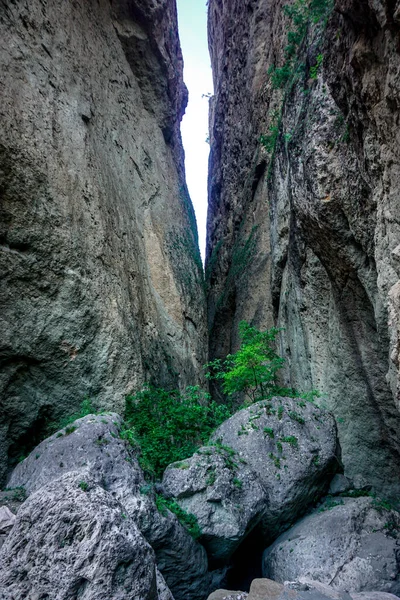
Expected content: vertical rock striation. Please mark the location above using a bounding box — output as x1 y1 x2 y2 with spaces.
0 0 206 482
207 0 400 494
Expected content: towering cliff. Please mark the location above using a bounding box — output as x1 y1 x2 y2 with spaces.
207 0 400 494
0 0 206 483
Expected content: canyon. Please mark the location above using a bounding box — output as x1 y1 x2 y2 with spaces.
1 0 400 598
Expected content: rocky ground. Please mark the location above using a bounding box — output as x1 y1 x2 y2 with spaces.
1 407 399 599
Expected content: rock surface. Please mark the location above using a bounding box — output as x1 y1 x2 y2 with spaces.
0 507 15 534
211 398 339 541
206 0 400 496
208 578 400 600
0 472 160 599
0 0 206 484
263 497 400 595
162 444 268 561
6 414 213 600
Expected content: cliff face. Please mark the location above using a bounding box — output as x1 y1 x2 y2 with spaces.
207 0 400 494
0 0 206 482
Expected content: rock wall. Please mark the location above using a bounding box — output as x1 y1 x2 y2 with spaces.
206 0 400 495
0 0 206 482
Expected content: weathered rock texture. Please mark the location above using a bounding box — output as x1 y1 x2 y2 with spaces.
6 414 214 600
206 0 400 494
162 444 267 562
263 497 400 595
0 472 160 600
211 398 339 541
162 398 339 562
0 0 206 483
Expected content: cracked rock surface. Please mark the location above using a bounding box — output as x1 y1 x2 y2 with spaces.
5 414 215 600
206 0 400 496
263 497 400 595
0 472 160 600
0 0 206 485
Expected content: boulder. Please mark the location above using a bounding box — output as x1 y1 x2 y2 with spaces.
293 580 400 600
0 472 159 599
263 497 400 595
8 413 142 507
207 592 248 600
211 398 340 540
328 475 353 496
248 578 286 599
7 413 213 600
162 445 268 561
141 502 213 600
208 579 400 600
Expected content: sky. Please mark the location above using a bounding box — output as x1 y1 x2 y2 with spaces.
176 0 213 261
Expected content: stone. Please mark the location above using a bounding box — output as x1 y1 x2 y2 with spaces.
7 413 214 600
162 444 268 561
156 569 175 600
0 507 15 534
248 578 286 599
0 0 207 486
206 0 400 497
207 592 248 600
329 475 353 496
211 398 340 540
8 413 141 500
263 497 400 595
297 580 400 600
0 472 159 599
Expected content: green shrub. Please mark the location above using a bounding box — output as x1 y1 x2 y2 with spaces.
49 399 95 435
264 427 275 439
281 435 299 448
205 321 285 405
155 494 202 539
123 386 231 479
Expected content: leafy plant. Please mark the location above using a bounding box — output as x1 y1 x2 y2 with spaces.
3 486 27 502
49 399 95 435
206 321 285 405
264 427 275 439
78 481 89 492
233 477 243 489
123 386 231 479
155 494 202 539
318 495 344 512
288 411 305 425
281 435 299 448
309 53 323 79
64 425 77 436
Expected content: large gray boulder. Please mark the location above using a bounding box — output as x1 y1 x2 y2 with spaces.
162 444 268 561
263 497 400 595
0 472 159 599
7 413 213 600
211 397 340 540
8 413 141 504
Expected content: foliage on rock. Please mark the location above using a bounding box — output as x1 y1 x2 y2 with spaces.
123 385 231 479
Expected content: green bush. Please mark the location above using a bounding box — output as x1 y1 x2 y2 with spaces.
155 494 202 539
123 386 231 479
48 399 95 435
205 321 286 405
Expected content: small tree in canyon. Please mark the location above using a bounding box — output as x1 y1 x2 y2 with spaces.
206 321 286 405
